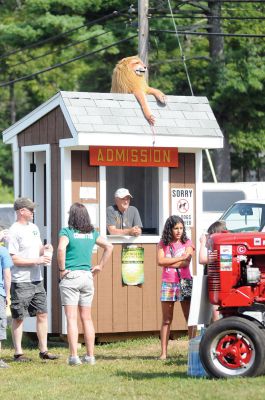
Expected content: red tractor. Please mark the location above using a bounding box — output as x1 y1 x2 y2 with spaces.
199 232 265 378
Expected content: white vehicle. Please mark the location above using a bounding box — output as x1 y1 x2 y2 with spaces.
220 199 265 232
0 203 15 229
202 182 265 232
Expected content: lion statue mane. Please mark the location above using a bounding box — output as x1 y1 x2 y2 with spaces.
111 55 166 125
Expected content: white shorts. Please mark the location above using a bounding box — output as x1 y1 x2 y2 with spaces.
59 270 94 306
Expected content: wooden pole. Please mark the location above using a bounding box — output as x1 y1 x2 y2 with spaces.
138 0 149 81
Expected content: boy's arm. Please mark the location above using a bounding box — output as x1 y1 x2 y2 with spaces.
3 268 11 305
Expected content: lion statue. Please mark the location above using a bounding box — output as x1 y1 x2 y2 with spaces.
111 55 166 125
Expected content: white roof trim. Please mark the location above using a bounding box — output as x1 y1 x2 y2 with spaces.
75 132 223 149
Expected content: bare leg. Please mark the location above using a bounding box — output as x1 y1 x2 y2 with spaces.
181 300 197 339
160 301 174 360
36 312 48 353
12 318 24 355
64 305 78 357
212 305 219 322
79 305 95 357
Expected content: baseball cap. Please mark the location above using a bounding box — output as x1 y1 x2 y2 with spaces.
114 188 133 199
14 197 36 211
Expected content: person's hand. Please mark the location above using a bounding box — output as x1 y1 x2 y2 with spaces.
59 270 69 279
129 226 141 236
200 233 207 245
183 253 192 262
0 229 9 242
38 255 52 265
91 265 102 276
6 296 10 307
44 243 53 251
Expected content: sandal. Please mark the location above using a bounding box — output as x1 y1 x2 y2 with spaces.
39 351 59 360
14 354 32 362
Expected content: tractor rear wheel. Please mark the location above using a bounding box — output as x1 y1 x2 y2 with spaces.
199 316 265 378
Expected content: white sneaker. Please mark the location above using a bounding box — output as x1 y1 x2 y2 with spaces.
81 355 96 365
0 359 9 368
68 356 82 366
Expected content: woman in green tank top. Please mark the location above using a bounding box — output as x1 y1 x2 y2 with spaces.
57 202 113 366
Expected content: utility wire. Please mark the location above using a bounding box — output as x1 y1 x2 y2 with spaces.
151 29 265 38
2 30 112 71
0 34 138 88
166 0 194 95
0 10 123 62
150 14 265 21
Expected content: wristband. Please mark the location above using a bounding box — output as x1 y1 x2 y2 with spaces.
59 268 66 272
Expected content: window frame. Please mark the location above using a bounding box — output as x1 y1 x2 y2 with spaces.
99 166 169 243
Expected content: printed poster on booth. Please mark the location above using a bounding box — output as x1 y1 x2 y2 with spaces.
171 188 194 228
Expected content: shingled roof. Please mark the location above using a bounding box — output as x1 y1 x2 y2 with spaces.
3 91 223 149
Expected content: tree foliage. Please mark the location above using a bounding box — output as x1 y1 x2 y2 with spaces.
0 0 264 190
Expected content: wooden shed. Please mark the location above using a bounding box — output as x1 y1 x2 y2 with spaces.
2 91 223 338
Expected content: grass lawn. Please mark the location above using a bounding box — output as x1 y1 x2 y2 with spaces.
1 329 265 400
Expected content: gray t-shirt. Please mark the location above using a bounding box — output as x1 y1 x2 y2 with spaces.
106 205 143 233
8 221 43 283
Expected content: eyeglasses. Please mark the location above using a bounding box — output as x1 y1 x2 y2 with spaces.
20 207 34 213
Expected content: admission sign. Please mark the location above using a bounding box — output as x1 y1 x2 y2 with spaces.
89 146 178 167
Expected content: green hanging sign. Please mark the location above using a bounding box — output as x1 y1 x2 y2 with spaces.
121 246 144 286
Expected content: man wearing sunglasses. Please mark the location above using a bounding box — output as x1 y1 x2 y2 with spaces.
8 197 58 362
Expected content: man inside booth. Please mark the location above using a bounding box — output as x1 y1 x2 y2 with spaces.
106 188 143 236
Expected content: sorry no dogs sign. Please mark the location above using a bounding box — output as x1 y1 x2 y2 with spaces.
171 188 194 228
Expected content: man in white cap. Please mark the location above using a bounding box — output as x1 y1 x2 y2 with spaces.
8 197 58 362
107 188 142 236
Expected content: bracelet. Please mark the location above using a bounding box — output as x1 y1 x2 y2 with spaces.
59 268 66 272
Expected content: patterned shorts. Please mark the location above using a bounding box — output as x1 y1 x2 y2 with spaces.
160 281 182 302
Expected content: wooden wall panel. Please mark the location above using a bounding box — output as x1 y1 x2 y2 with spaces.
112 244 128 332
97 247 113 333
91 252 99 332
142 244 158 331
156 263 162 331
30 121 40 146
39 116 48 144
71 151 82 203
47 111 56 144
128 285 143 332
80 151 99 203
18 107 72 147
55 107 64 143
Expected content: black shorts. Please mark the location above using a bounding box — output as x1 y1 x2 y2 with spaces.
11 281 47 320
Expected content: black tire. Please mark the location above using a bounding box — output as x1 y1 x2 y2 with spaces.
199 316 265 378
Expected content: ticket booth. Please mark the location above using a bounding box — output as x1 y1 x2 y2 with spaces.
2 91 223 338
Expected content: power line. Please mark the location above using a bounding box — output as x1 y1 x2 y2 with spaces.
166 0 194 96
2 30 112 71
0 10 123 62
0 34 138 88
150 14 265 21
151 29 265 38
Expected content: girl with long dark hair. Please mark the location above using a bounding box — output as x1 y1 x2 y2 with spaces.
158 215 195 360
57 203 113 366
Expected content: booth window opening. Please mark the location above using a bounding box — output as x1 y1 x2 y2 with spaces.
106 166 159 235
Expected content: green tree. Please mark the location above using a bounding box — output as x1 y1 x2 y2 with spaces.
0 0 265 188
